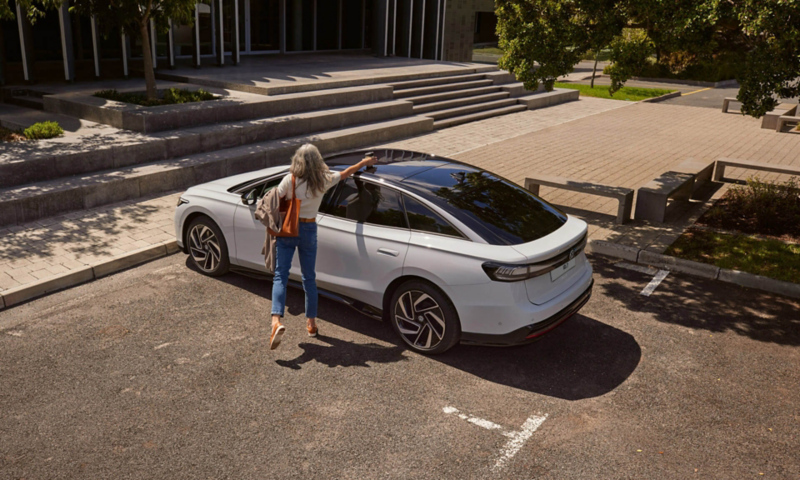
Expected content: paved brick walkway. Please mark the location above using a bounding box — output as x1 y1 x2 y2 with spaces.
4 97 800 300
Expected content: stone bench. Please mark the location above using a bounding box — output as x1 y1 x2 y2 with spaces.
713 158 800 183
762 104 797 130
634 172 695 223
776 113 800 132
721 97 740 113
524 175 634 224
672 158 715 198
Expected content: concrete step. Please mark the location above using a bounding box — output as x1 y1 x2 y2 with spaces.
8 96 44 111
388 73 489 91
0 99 413 189
0 116 434 227
517 88 580 109
403 86 504 105
433 104 527 130
393 80 495 99
412 92 511 114
424 98 519 121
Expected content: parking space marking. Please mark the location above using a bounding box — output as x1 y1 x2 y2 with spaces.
614 262 670 296
640 269 670 296
682 87 713 96
443 406 548 471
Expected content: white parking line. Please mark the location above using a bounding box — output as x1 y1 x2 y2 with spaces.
640 269 670 297
615 262 670 296
443 406 548 471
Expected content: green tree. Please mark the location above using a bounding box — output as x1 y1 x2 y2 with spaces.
1 0 196 100
496 0 800 118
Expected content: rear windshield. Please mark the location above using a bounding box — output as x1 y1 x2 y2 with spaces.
403 165 567 245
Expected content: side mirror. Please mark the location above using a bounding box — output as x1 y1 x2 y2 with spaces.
241 189 256 205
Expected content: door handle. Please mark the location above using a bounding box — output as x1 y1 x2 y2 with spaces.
377 248 399 257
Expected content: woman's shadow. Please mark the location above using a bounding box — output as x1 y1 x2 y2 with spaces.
276 335 409 370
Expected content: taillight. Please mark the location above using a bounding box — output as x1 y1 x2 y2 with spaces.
482 234 587 282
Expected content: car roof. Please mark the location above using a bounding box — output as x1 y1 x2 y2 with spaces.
327 149 455 182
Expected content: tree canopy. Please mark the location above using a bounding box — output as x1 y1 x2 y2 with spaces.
496 0 800 118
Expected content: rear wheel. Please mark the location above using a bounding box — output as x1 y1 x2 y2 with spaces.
390 280 460 355
186 216 230 277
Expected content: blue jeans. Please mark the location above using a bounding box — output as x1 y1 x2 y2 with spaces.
271 222 318 319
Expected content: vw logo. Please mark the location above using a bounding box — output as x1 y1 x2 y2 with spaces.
569 249 575 260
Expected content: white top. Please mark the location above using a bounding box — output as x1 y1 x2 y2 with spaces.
275 172 342 219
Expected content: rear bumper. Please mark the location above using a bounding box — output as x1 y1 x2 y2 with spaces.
460 280 593 347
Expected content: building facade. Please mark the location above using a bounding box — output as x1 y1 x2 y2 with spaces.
0 0 495 85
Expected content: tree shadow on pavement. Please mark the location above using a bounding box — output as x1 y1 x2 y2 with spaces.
591 255 800 346
434 314 641 400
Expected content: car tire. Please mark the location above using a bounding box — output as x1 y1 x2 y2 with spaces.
186 216 230 277
389 280 461 355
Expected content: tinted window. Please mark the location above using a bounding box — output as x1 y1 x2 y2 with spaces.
403 195 463 238
403 165 567 245
257 178 282 199
330 178 407 228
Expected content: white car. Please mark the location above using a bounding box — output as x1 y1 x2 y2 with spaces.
175 149 593 354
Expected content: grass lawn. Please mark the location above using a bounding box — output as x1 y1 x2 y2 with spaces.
473 47 503 55
666 229 800 283
554 82 675 101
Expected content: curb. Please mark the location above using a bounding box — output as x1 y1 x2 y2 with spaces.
641 91 682 103
629 76 739 88
0 240 179 310
589 240 800 300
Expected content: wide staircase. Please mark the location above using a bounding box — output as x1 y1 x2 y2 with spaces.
389 71 530 129
0 67 577 228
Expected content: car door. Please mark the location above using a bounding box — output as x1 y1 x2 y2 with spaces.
232 176 287 271
315 176 410 308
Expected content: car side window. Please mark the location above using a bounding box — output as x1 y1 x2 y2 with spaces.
257 177 283 199
329 178 408 229
403 195 465 238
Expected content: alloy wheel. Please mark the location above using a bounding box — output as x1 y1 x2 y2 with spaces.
394 290 446 351
189 224 222 273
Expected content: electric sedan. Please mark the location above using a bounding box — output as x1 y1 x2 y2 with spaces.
174 149 593 354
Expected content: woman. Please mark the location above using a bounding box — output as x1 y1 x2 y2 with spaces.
270 144 377 350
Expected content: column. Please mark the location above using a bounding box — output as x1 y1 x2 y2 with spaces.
407 0 413 57
434 0 441 60
279 0 286 53
150 18 158 69
193 3 202 67
57 0 75 82
337 0 342 50
439 0 446 61
90 15 101 78
419 0 425 58
244 0 251 52
121 32 130 78
233 0 240 64
217 0 225 65
168 18 176 68
312 0 317 50
361 0 365 48
16 3 34 83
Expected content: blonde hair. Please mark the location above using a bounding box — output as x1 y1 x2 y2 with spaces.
290 144 330 198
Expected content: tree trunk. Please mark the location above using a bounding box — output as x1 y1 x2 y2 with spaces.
590 50 599 88
140 21 157 100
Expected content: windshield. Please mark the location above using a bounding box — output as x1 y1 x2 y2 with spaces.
402 165 567 245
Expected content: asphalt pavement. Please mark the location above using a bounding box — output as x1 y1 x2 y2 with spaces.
1 253 798 479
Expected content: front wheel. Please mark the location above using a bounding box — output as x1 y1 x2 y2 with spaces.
186 216 230 277
389 280 460 355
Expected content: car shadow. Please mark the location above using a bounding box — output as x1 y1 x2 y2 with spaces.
435 314 641 400
188 257 640 399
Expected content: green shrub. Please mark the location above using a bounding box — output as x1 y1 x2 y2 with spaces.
726 177 800 236
603 53 743 83
94 88 217 107
23 121 64 140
